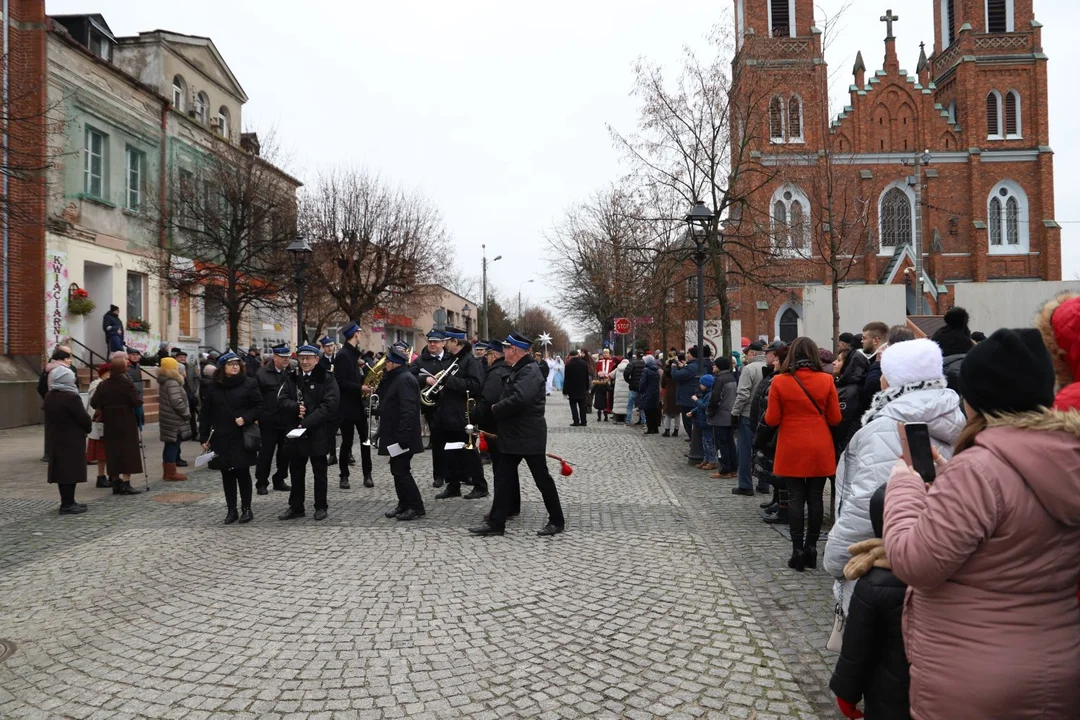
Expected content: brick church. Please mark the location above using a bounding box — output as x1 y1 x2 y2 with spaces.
726 0 1059 343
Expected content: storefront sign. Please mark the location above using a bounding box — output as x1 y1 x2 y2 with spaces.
45 250 68 356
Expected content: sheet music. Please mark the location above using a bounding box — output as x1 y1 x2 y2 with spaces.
386 443 408 458
194 452 216 468
286 427 307 439
443 441 465 451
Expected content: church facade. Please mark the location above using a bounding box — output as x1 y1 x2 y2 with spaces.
727 0 1058 343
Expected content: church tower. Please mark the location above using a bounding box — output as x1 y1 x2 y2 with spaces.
733 0 827 152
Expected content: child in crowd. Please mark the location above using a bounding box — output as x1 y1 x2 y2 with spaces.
688 374 717 471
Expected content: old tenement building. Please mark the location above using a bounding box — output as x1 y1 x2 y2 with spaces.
727 0 1057 342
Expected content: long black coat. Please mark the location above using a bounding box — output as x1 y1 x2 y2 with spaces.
377 365 423 456
199 373 263 470
334 342 366 421
492 354 547 456
102 311 123 343
562 356 591 401
432 345 484 432
255 363 290 427
277 364 339 457
637 362 660 410
91 375 143 475
829 567 911 720
477 357 511 433
44 391 92 484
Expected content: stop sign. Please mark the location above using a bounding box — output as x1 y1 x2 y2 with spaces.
614 317 631 335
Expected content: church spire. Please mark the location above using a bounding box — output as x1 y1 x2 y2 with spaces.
853 50 866 87
916 41 929 84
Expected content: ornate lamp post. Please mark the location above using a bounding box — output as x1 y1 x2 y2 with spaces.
462 302 472 338
286 235 312 345
684 200 714 466
481 244 502 339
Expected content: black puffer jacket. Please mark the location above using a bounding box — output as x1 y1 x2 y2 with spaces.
492 354 547 456
377 365 423 457
277 364 340 457
750 369 780 488
199 372 263 470
477 356 511 433
623 358 645 391
829 567 911 720
432 345 484 432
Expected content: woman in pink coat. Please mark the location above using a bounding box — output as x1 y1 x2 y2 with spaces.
884 328 1080 720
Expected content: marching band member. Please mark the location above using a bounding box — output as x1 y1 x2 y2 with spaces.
378 342 426 521
470 331 565 537
253 343 293 495
318 336 336 373
478 338 516 517
427 326 485 500
412 330 452 488
334 321 373 489
277 344 339 522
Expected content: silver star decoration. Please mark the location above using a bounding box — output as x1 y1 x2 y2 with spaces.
537 331 553 347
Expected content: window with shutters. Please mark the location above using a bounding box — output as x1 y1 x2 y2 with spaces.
879 185 914 252
986 90 1003 139
942 0 956 46
770 0 792 37
987 180 1029 254
1004 90 1021 138
986 0 1012 33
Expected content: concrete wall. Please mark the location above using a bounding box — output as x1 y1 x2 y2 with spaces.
802 285 908 347
953 281 1080 332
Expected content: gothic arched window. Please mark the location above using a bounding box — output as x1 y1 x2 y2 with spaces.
1004 90 1021 138
769 96 785 143
987 180 1029 254
986 90 1003 139
771 186 811 254
788 95 803 142
779 308 800 343
880 186 913 250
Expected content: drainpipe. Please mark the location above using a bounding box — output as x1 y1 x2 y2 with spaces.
159 101 168 342
2 0 10 355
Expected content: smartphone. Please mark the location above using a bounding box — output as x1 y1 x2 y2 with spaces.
904 422 936 484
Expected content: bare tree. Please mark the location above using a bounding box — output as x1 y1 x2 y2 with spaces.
145 137 299 350
610 22 781 356
300 168 450 326
517 304 571 354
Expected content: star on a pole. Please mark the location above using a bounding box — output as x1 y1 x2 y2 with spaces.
537 331 553 347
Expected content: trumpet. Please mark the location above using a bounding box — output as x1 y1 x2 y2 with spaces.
464 392 476 450
420 359 459 407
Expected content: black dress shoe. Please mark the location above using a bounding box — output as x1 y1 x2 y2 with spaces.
273 480 292 492
385 506 405 518
117 482 141 495
278 507 305 521
762 511 789 524
396 508 423 521
537 523 564 537
731 487 755 497
755 485 772 494
349 453 356 466
176 458 189 467
256 485 269 496
468 522 504 536
313 509 328 521
327 454 337 466
224 509 239 525
570 422 580 427
363 474 374 488
432 477 444 489
463 489 489 500
95 475 111 488
59 504 87 515
435 487 461 499
339 478 351 489
239 507 253 524
761 502 779 514
760 499 776 509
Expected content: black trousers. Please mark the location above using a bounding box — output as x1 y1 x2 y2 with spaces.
390 453 424 512
489 453 564 530
680 405 694 436
486 444 518 516
644 408 661 432
439 429 469 492
187 394 198 444
289 454 329 511
786 476 827 550
255 424 289 485
463 444 488 493
221 467 253 511
568 399 588 425
58 483 76 507
428 416 446 481
338 417 373 479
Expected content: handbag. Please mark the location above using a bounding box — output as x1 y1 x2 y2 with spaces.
221 392 261 452
826 588 847 653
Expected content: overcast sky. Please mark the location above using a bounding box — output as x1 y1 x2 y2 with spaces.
48 0 1079 334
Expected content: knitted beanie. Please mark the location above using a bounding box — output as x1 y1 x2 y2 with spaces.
960 328 1055 414
880 338 944 387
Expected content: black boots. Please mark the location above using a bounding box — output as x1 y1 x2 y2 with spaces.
239 507 253 524
788 549 805 571
340 478 351 489
662 429 670 437
432 477 444 489
224 509 239 525
112 479 141 495
95 475 111 488
363 474 374 488
672 428 679 438
803 545 818 569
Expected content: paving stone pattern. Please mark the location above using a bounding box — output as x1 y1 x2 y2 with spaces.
0 400 839 719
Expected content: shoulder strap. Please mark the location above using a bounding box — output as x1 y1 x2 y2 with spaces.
790 372 825 418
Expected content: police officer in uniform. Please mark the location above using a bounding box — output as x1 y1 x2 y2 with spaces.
253 343 293 494
469 331 565 537
411 329 452 487
427 327 485 500
477 338 516 518
334 321 373 488
278 344 339 521
378 342 425 521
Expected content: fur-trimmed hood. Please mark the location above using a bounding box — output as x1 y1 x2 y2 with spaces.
1035 292 1080 388
978 409 1080 526
157 368 184 385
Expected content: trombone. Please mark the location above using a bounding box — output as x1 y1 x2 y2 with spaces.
362 355 388 448
420 359 459 407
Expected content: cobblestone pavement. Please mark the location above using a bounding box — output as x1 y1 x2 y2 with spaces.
0 400 838 719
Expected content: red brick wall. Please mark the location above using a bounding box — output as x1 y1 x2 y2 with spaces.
1 0 47 362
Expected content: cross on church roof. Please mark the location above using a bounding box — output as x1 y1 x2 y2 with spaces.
881 9 899 40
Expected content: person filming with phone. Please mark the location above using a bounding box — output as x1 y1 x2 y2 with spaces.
882 328 1080 720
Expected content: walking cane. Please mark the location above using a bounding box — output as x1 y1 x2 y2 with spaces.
137 418 150 492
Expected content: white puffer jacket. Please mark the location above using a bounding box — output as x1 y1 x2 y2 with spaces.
824 382 966 610
612 358 631 414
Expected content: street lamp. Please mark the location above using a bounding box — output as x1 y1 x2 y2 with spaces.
904 149 932 316
684 200 714 378
517 278 534 326
462 302 472 338
286 235 312 345
482 244 502 338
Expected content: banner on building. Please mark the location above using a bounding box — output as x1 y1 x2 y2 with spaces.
46 250 69 356
684 319 742 358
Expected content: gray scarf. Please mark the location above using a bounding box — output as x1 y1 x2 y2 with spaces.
48 365 79 394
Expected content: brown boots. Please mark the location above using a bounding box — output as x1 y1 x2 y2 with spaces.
163 462 187 481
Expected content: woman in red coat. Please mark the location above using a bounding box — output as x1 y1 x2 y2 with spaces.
764 336 842 572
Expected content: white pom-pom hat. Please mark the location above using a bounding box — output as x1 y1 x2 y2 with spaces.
880 338 944 387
